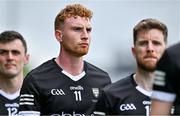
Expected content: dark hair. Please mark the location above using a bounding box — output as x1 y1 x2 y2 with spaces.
133 18 168 45
0 30 27 53
54 4 93 30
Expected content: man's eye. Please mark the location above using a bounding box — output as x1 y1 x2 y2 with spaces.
73 27 82 31
86 28 92 33
153 41 162 46
0 50 7 55
12 50 21 55
139 41 148 46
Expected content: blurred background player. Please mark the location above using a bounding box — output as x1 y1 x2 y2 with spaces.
0 30 29 115
151 42 180 115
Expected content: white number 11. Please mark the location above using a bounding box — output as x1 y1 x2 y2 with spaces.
74 91 82 101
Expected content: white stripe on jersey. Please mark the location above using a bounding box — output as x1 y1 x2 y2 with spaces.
20 98 34 101
151 90 176 102
20 94 34 105
20 102 34 105
20 94 34 97
19 111 40 116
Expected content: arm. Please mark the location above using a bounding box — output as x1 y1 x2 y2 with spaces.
18 74 41 116
151 99 173 115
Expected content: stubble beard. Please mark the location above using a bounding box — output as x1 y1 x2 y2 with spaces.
62 44 89 57
137 60 157 72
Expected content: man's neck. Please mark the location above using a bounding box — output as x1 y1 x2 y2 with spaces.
134 69 154 91
56 54 84 76
0 75 23 94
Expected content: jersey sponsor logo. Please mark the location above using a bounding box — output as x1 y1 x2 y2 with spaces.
119 103 136 111
50 111 94 116
92 88 99 98
143 100 151 105
51 89 65 96
70 85 84 90
5 103 19 107
154 70 166 86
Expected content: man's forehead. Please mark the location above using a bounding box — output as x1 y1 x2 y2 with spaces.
0 40 24 50
65 16 91 25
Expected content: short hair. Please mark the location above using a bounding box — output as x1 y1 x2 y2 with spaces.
133 18 168 45
54 4 93 30
0 30 27 53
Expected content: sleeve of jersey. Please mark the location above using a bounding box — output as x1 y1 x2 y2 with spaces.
18 73 41 116
152 50 176 102
93 89 111 116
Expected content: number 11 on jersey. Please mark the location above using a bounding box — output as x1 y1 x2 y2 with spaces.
74 91 82 101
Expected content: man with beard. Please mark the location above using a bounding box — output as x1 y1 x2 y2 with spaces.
93 18 167 116
0 30 29 115
18 4 111 116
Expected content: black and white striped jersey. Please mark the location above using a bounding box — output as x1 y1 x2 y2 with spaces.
18 58 111 116
152 42 180 114
0 90 20 116
94 74 151 116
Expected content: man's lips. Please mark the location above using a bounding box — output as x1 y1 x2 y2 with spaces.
5 64 16 68
144 56 157 61
79 43 89 47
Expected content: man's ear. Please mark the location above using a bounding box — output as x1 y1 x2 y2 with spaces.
24 53 30 65
55 30 63 42
132 47 136 58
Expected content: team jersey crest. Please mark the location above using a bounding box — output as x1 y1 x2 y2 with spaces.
92 88 99 98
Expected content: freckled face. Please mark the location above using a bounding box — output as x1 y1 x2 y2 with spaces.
58 16 92 57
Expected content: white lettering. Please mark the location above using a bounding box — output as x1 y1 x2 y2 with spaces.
51 89 65 95
120 103 136 111
70 86 84 90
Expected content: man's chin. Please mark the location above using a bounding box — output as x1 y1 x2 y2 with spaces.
144 64 156 72
138 63 156 72
75 51 88 57
4 71 18 77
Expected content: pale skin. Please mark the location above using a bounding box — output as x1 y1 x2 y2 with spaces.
132 29 166 91
0 39 29 94
151 99 173 115
55 16 92 76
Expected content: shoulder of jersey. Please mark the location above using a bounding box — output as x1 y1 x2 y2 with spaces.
25 59 56 79
104 75 133 94
85 61 109 75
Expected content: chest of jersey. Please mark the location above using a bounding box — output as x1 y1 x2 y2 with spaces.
0 95 19 116
114 91 151 115
39 76 100 115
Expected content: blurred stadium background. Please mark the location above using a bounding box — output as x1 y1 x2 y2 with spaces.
0 0 179 82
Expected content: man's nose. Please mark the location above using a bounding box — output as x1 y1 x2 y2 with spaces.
7 52 14 60
81 29 89 40
147 42 154 53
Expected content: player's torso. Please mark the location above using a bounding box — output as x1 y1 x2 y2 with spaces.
107 76 151 116
113 91 151 115
0 94 19 116
39 74 103 115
